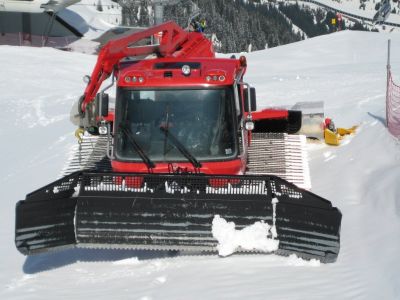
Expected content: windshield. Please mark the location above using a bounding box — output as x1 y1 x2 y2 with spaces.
115 88 237 162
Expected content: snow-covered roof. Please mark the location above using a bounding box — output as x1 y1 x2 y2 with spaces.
58 0 122 39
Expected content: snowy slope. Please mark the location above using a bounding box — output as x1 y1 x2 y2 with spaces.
285 0 400 33
296 0 400 24
58 0 122 39
317 0 400 19
1 31 400 299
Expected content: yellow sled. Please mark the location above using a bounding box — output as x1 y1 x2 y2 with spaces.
337 126 357 136
324 128 341 146
324 126 358 146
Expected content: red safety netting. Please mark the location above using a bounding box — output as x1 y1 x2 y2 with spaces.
387 70 400 138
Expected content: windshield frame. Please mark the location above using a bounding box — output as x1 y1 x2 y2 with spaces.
113 86 239 163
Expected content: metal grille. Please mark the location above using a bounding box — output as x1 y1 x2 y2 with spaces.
81 173 270 196
77 172 310 204
247 133 311 189
25 172 80 202
21 168 331 211
61 135 111 176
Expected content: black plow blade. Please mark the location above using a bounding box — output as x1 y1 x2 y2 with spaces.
16 171 342 263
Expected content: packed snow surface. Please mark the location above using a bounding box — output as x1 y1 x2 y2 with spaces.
211 215 279 256
286 254 321 267
1 31 400 299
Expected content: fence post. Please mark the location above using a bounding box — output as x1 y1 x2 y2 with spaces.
386 39 391 127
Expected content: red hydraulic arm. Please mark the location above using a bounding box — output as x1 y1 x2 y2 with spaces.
80 21 214 113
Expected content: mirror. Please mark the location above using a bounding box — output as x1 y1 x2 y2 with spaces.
100 93 109 117
95 93 109 117
83 75 91 84
244 87 257 112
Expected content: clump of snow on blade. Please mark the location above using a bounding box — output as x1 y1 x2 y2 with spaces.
211 215 279 256
286 254 320 267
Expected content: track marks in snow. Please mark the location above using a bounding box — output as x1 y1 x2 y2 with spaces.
71 258 172 286
362 165 400 216
5 274 37 291
357 94 385 108
153 276 167 285
32 98 67 128
15 96 71 129
323 151 337 162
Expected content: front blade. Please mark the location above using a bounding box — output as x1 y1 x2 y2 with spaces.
15 172 80 254
16 172 342 263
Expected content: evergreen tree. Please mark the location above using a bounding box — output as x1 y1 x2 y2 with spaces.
119 0 302 52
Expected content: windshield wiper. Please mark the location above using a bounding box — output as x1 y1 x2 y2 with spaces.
119 124 155 170
160 126 202 170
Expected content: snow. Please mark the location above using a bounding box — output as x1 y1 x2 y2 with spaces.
211 215 279 256
284 0 400 33
316 0 400 22
58 0 122 40
296 0 400 24
1 30 400 299
286 254 321 267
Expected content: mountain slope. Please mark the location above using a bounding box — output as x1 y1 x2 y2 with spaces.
120 0 302 52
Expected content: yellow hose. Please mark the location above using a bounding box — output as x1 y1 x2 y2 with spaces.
75 127 85 143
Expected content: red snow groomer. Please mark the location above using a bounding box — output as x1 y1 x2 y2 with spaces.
15 22 342 262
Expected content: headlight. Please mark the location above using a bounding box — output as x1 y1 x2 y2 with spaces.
181 65 191 76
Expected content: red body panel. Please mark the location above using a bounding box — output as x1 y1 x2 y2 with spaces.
112 159 245 175
118 58 239 87
252 109 289 121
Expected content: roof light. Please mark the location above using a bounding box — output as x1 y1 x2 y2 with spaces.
124 76 131 83
132 76 137 82
181 64 191 76
206 73 226 82
138 77 144 83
